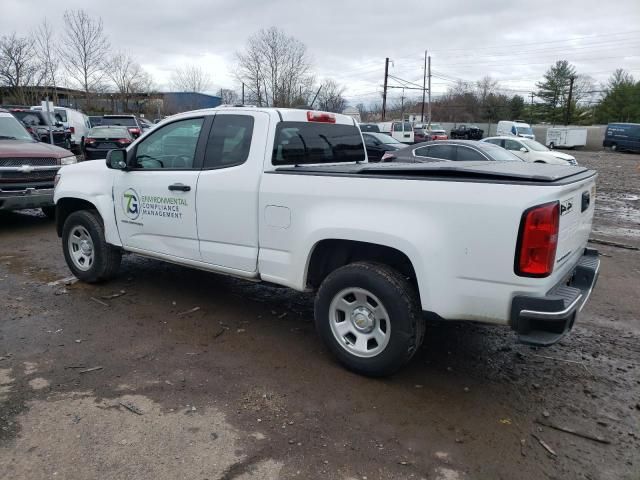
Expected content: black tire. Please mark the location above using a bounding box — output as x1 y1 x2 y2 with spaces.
549 142 554 149
611 143 618 152
41 206 56 219
534 160 546 163
314 262 425 377
464 134 469 140
62 210 121 283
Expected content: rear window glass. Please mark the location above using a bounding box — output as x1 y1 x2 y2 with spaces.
204 114 254 168
12 112 47 126
102 117 137 127
456 146 486 161
89 127 130 138
359 124 380 133
272 122 365 165
479 144 522 162
393 122 413 132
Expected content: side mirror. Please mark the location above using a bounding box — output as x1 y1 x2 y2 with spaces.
519 147 528 152
106 149 128 170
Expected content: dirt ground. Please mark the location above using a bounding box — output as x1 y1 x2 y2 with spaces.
0 150 639 480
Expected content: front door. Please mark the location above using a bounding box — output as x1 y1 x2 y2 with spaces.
113 116 207 260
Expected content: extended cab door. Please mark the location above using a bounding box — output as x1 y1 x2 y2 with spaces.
112 116 209 260
196 111 269 273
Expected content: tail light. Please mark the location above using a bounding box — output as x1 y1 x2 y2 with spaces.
515 202 559 277
85 137 96 144
307 111 335 123
116 138 132 144
381 152 396 162
69 126 75 134
128 127 141 135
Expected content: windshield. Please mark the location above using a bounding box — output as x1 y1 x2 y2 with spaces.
88 127 130 138
102 117 137 127
429 124 444 131
479 144 523 162
516 126 534 135
0 115 34 141
521 138 549 152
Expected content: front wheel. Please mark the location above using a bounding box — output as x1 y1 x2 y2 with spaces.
314 262 425 377
610 143 618 152
62 210 121 283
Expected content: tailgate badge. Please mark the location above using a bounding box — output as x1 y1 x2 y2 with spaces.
560 198 574 216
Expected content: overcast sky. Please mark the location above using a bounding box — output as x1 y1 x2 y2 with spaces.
2 0 639 105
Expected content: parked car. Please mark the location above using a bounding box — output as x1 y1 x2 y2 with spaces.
497 120 535 140
88 116 103 128
449 124 483 140
31 105 91 153
427 123 448 140
377 121 414 143
384 140 523 163
359 123 380 133
362 132 407 162
483 136 577 165
137 117 154 131
414 123 448 142
546 127 587 149
9 109 70 148
54 107 599 376
603 123 640 152
0 109 77 217
101 115 145 138
82 126 134 160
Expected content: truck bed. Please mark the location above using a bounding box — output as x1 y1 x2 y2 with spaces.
274 161 595 185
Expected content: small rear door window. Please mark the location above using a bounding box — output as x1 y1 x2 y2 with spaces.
424 144 455 160
204 114 254 168
272 122 365 165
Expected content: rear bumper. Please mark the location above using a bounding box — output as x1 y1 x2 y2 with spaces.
510 248 600 346
0 187 55 210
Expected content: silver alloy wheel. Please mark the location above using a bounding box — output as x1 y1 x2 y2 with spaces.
68 225 94 271
328 287 391 358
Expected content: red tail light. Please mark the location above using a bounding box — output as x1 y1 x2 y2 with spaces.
69 126 75 134
307 111 335 123
515 202 559 277
128 127 141 135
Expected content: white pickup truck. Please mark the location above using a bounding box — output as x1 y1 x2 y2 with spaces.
53 107 600 376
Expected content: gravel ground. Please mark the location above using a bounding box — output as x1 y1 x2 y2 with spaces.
0 150 638 480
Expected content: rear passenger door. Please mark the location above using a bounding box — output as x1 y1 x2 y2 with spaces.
196 111 269 273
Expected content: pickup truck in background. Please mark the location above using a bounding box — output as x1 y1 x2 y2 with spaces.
450 124 484 140
53 107 600 376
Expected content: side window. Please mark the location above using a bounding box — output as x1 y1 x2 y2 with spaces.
414 146 430 157
425 144 455 160
504 139 522 151
134 117 203 169
456 146 486 161
204 115 254 168
510 125 517 135
484 139 502 147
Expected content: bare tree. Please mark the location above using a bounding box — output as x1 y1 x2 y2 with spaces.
0 33 43 104
219 88 239 104
170 65 212 92
235 27 313 107
59 9 110 94
475 76 499 104
315 79 347 113
107 52 153 110
33 20 60 100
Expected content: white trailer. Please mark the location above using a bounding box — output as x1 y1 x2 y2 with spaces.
546 127 587 149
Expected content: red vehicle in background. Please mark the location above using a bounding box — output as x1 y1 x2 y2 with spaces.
414 123 448 142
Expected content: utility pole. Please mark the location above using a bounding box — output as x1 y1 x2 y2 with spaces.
400 87 405 121
529 92 535 124
310 85 322 108
421 50 427 123
427 55 431 127
242 83 245 104
44 96 54 145
382 57 389 121
565 76 575 126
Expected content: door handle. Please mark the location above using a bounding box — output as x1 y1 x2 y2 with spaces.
168 183 191 192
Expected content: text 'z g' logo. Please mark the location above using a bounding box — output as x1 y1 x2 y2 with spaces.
123 188 140 220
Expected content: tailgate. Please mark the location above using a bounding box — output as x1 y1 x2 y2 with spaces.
555 176 597 269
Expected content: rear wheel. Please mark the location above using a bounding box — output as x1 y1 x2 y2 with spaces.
549 142 554 149
314 262 425 377
62 210 121 283
611 143 618 152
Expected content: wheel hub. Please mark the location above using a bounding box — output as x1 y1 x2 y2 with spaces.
351 306 375 333
80 240 92 255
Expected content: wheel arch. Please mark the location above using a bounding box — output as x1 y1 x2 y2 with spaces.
56 195 122 247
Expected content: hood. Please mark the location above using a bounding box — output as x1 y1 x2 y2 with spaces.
0 139 73 158
550 151 575 161
59 157 108 175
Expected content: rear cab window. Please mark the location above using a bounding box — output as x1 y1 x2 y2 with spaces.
272 122 365 165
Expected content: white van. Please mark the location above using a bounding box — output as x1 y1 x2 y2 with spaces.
497 120 535 140
377 121 414 144
31 105 91 153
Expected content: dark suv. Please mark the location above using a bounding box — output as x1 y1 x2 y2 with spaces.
0 109 77 217
9 109 70 148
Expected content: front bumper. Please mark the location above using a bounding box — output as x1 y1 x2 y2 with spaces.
0 187 55 210
510 248 600 346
